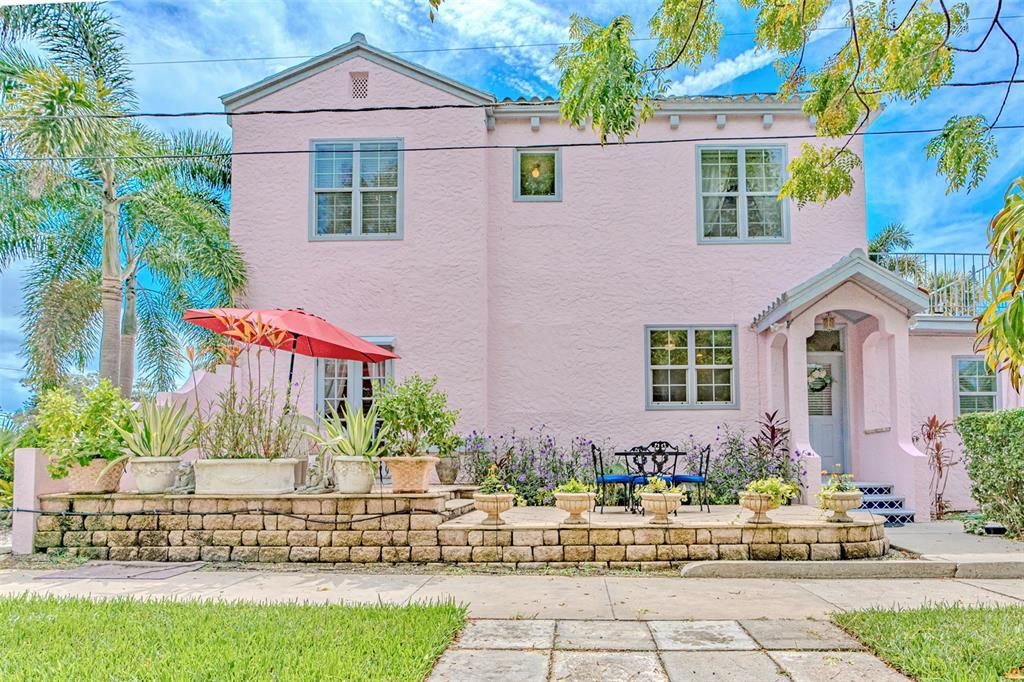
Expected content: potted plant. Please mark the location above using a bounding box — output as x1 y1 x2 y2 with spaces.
434 434 463 486
189 316 312 495
817 468 863 523
637 477 684 524
34 380 133 493
741 477 800 523
473 465 516 525
376 374 460 494
553 479 596 524
104 400 197 494
308 402 387 494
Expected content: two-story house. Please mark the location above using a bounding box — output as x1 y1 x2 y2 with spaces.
213 32 1021 522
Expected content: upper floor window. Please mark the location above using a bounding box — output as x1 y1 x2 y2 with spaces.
955 356 998 414
312 140 401 240
514 148 561 201
646 326 738 409
698 147 786 242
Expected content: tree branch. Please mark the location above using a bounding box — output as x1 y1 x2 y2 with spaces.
952 0 1000 53
641 0 707 75
991 18 1020 128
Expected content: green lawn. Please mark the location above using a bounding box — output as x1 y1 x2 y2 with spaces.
834 604 1024 681
0 595 465 681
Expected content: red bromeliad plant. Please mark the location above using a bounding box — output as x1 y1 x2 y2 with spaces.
913 415 960 517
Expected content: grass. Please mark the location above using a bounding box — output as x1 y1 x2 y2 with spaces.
834 604 1024 681
0 595 465 681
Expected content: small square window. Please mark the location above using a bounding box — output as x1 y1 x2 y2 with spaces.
955 357 998 415
514 148 561 201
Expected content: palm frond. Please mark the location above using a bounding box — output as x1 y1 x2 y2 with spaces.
868 223 915 254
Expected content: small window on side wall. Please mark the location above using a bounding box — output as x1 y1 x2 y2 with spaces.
514 148 561 201
955 357 998 415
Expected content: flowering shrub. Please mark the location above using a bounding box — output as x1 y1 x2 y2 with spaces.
463 428 597 506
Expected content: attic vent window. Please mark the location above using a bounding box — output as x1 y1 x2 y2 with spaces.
351 72 369 99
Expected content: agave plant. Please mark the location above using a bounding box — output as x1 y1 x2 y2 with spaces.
114 400 196 459
308 403 388 461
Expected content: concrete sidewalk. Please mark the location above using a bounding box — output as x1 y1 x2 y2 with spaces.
887 520 1024 563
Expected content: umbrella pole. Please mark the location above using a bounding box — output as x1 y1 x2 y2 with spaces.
285 333 298 407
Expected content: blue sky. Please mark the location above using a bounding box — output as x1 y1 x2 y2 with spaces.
1 0 1021 410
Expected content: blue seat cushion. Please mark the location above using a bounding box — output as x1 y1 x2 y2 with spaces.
670 475 705 483
598 474 644 484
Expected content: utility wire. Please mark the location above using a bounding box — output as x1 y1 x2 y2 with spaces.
4 122 1023 163
127 13 1024 66
2 79 1021 121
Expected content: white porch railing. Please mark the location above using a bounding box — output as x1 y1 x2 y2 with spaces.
868 251 990 317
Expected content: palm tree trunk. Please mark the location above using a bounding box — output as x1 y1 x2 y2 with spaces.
119 271 137 397
99 163 122 390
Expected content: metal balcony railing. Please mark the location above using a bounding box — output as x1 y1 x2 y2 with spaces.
868 251 991 318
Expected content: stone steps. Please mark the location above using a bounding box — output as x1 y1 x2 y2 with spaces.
850 482 914 527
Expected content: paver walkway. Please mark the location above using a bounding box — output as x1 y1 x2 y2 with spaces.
431 618 909 681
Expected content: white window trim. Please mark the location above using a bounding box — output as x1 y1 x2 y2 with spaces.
645 325 740 410
696 144 790 244
315 336 396 418
309 138 404 241
953 355 1000 416
513 147 562 202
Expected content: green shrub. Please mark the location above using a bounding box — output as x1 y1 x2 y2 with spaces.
956 408 1024 537
375 375 460 457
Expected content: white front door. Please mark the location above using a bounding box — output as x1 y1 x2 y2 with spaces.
807 351 847 475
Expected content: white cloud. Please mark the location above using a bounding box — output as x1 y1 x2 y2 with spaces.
669 48 779 94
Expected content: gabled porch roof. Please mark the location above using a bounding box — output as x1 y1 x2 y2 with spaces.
752 249 928 332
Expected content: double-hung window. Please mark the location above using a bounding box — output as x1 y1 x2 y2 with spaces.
646 326 737 408
698 147 786 242
312 140 401 239
318 340 395 417
955 356 998 414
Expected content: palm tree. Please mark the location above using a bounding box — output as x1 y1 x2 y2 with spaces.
0 4 245 395
868 223 925 282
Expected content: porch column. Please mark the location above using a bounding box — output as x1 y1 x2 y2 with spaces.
783 317 821 503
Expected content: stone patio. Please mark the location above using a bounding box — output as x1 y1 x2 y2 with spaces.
429 618 909 681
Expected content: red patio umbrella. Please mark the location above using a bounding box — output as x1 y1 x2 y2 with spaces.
183 307 399 386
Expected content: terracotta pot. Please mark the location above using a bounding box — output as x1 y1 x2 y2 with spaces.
639 492 682 524
382 456 439 494
130 457 181 494
554 492 595 524
473 493 515 525
333 456 377 494
64 458 126 494
435 456 460 486
193 458 298 495
740 492 780 524
820 491 863 523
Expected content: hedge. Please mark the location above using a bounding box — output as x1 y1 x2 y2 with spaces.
956 408 1024 537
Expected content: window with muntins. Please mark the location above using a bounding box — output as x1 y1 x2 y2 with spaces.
647 326 737 408
514 148 561 201
319 343 395 417
955 357 998 414
312 140 400 238
698 147 786 241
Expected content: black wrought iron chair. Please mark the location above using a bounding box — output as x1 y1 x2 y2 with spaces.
591 444 645 513
665 444 712 513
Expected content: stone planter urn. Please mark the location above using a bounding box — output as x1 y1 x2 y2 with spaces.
639 492 682 524
435 456 460 486
130 457 182 494
820 491 864 523
740 492 780 524
554 492 595 524
381 456 439 494
333 456 377 494
473 493 515 525
64 458 126 494
193 458 298 495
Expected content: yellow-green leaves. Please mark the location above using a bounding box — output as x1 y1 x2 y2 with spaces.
926 115 996 194
780 143 862 206
556 15 651 143
649 0 723 71
977 178 1024 390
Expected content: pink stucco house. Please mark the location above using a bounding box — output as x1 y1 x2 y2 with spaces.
216 33 1020 523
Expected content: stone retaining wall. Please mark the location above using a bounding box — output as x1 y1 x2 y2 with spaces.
33 492 888 567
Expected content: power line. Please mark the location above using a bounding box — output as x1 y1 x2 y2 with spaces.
127 14 1024 66
4 122 1022 163
2 79 1021 121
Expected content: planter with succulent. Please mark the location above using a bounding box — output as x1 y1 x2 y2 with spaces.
102 400 197 494
34 380 133 493
637 477 684 524
189 315 312 495
376 374 461 494
308 403 387 494
817 468 863 523
552 479 596 524
473 465 516 524
740 477 800 523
